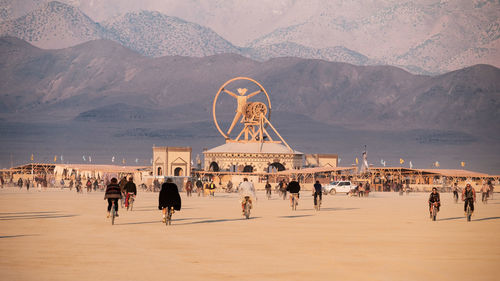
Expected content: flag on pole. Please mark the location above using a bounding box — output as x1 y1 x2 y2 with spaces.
61 155 64 162
89 156 92 163
400 158 404 165
409 161 413 169
30 153 34 161
461 161 465 167
355 158 359 165
434 161 440 167
150 158 153 164
112 156 115 163
122 158 126 164
83 155 86 161
135 158 138 163
54 155 57 162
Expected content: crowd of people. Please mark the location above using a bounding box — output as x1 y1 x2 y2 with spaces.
1 172 497 223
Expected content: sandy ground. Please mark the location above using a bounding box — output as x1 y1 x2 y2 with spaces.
0 187 499 281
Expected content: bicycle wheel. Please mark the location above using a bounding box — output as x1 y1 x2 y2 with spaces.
129 197 134 211
432 206 437 221
466 205 472 222
111 203 116 225
166 208 173 226
244 202 251 219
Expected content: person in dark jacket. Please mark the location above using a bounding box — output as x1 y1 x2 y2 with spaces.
286 178 301 206
159 178 182 223
428 187 441 218
104 178 122 218
124 177 137 208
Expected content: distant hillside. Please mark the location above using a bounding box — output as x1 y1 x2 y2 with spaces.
1 37 499 136
102 11 240 57
0 1 106 49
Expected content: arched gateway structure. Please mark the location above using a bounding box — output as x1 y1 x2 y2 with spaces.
203 77 303 173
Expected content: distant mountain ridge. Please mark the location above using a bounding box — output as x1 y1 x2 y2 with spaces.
0 1 106 49
0 1 443 74
0 36 498 137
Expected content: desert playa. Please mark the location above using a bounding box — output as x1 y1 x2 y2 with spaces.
1 188 499 281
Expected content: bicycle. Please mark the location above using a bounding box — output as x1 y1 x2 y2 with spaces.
430 202 438 221
127 194 135 211
291 193 299 210
243 196 251 219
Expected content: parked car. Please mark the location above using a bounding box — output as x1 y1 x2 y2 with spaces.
323 181 357 195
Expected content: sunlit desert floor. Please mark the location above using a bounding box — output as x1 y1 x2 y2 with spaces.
1 187 499 281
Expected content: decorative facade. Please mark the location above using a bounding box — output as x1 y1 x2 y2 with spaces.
153 146 192 177
203 142 303 173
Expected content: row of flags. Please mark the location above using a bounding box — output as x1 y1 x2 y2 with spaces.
352 156 466 169
30 154 153 165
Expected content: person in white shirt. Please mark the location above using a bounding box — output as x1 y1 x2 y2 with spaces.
238 178 256 215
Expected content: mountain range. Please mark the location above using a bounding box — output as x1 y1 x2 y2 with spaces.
1 1 499 74
1 36 499 134
0 36 499 172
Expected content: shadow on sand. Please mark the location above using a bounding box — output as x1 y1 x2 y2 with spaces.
279 214 313 219
116 217 210 225
437 217 463 221
176 217 261 225
317 207 359 212
0 211 77 221
0 234 39 239
474 216 500 221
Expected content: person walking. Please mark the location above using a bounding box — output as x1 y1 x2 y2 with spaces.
185 180 193 197
313 180 322 209
86 179 92 193
481 182 490 203
195 179 203 197
265 181 272 199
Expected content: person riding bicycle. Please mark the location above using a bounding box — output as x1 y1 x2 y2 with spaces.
238 178 256 216
158 178 181 223
313 180 322 208
462 183 476 215
286 178 301 207
104 178 122 218
123 177 137 208
428 187 441 218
